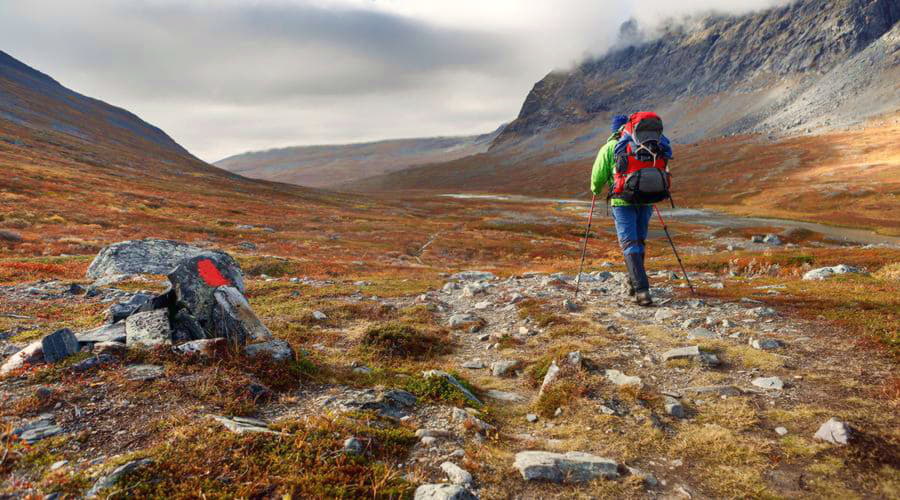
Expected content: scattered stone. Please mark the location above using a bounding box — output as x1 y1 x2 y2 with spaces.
604 369 642 387
125 309 172 349
211 415 276 434
763 234 783 245
662 346 720 366
474 301 491 310
88 239 242 285
124 364 165 382
680 318 701 329
421 436 437 446
752 376 784 390
450 271 495 282
803 264 864 281
70 354 115 373
441 462 474 485
76 323 127 344
749 307 777 318
750 338 783 350
85 459 154 499
664 397 685 419
413 484 477 500
464 415 495 433
627 466 659 488
513 451 620 483
814 418 851 445
40 328 80 363
243 339 295 362
19 421 64 444
775 427 789 436
422 370 481 405
687 328 716 340
108 293 154 323
563 299 579 312
526 414 539 423
682 385 742 396
343 437 363 454
566 351 582 367
462 359 485 369
461 284 486 297
655 308 676 321
174 338 226 357
491 359 521 377
539 360 561 396
50 460 68 471
211 286 273 346
448 314 480 328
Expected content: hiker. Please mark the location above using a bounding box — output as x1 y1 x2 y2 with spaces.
590 113 672 306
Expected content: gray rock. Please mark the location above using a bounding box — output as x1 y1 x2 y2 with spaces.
665 397 685 418
174 338 226 357
513 451 620 483
450 271 495 282
76 323 126 344
752 376 784 390
171 309 208 342
627 466 659 488
312 310 328 321
243 339 295 362
473 300 491 310
563 299 579 312
422 370 481 405
41 328 80 363
85 458 154 498
167 252 247 332
566 351 583 366
682 385 742 396
107 293 154 323
414 484 477 500
750 338 784 350
491 359 521 377
681 318 701 329
93 341 127 357
124 364 165 381
441 461 474 485
211 415 276 434
343 437 363 454
662 346 720 366
762 234 783 245
687 328 716 340
604 369 642 387
803 264 864 281
462 359 485 369
70 354 115 373
212 286 273 346
20 423 64 444
0 340 44 375
88 239 242 286
814 418 851 445
775 426 789 436
448 314 479 328
526 414 539 423
125 309 171 348
655 308 677 321
538 361 561 396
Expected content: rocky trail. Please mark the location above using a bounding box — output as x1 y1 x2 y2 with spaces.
1 238 897 499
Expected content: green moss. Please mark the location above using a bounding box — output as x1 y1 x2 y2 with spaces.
403 373 479 407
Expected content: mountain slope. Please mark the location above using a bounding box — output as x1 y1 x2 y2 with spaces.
0 50 197 161
215 126 504 188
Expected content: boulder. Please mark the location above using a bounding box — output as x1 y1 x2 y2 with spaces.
491 359 521 377
125 309 172 348
414 484 477 500
0 340 43 375
513 451 620 483
171 309 208 343
803 265 864 281
76 323 126 344
211 286 273 346
814 418 851 445
441 461 474 485
107 293 153 323
41 328 80 363
167 252 246 331
87 239 242 285
243 339 295 362
85 459 154 499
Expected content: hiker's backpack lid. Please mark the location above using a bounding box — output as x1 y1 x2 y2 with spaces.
626 112 663 145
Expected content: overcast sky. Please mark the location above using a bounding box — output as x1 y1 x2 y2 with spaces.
0 0 782 161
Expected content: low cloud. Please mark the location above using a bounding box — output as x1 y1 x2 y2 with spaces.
0 0 786 161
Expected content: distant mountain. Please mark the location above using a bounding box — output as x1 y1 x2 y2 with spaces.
353 0 900 194
0 50 196 162
215 125 505 188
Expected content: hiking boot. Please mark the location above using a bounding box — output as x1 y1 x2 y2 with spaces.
624 252 650 292
635 290 653 307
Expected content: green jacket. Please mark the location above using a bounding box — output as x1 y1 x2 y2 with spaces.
589 131 645 206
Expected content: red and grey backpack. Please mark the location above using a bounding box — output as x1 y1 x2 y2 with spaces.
610 112 672 204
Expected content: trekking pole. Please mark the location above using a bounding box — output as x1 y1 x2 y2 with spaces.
574 194 598 300
654 205 696 295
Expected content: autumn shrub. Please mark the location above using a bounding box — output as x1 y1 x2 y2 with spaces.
361 322 448 359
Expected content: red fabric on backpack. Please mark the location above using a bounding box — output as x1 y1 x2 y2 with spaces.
611 112 670 202
621 111 661 140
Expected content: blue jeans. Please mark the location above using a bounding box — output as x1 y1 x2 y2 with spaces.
611 205 652 255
